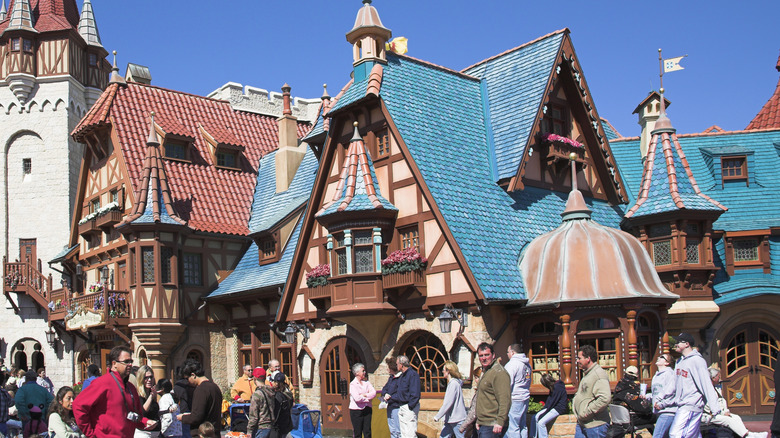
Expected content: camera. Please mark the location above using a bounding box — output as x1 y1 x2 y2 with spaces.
126 412 140 422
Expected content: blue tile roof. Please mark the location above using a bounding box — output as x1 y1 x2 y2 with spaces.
248 149 318 235
302 107 326 142
625 130 725 219
612 130 780 231
463 31 565 181
612 129 780 303
208 215 304 298
50 244 79 263
379 53 623 301
133 188 182 225
329 78 369 114
601 119 620 141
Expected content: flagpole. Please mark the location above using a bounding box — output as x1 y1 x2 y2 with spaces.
658 48 667 115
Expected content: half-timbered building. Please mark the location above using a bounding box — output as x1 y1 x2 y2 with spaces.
0 0 109 388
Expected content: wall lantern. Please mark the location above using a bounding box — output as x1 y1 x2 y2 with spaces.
45 327 57 347
284 323 310 344
439 305 468 334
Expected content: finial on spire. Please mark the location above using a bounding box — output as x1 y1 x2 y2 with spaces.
351 121 361 141
109 50 126 85
363 0 372 4
569 152 578 192
147 112 160 146
321 84 330 101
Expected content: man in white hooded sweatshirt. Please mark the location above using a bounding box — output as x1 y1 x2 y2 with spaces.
669 333 721 438
505 344 531 438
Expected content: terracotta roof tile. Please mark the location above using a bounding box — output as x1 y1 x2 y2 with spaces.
0 0 79 33
72 82 311 236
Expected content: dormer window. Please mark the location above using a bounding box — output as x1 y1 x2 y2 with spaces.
216 149 238 168
733 238 759 263
721 156 747 182
163 138 189 161
376 129 390 158
259 236 278 264
724 233 769 275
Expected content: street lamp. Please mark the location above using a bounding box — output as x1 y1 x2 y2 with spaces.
45 327 57 347
439 305 468 334
284 323 310 344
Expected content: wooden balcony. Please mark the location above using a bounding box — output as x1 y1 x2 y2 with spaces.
64 288 130 330
382 269 426 290
543 139 586 168
49 287 69 320
78 219 99 237
95 210 122 230
3 258 52 310
327 273 396 316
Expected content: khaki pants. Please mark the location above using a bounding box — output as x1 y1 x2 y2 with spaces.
398 404 419 438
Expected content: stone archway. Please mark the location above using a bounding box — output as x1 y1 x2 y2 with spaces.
10 338 43 372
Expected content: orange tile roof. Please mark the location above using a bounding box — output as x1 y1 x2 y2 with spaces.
746 53 780 130
72 82 311 236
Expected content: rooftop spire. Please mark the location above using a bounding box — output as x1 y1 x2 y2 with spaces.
120 112 187 227
745 50 780 130
321 83 330 101
0 1 7 21
78 0 103 47
3 0 38 35
561 155 592 221
316 121 397 221
109 50 126 85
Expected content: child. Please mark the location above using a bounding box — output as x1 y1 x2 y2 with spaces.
157 379 183 438
196 422 216 438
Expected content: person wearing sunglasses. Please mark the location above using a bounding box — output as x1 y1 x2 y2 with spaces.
74 345 158 437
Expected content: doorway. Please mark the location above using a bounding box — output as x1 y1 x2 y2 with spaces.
319 337 365 433
720 323 778 415
19 239 36 264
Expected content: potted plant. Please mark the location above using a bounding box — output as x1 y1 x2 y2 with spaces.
381 247 428 275
306 264 330 288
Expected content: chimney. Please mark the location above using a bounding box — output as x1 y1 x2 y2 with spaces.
275 84 305 193
633 91 670 159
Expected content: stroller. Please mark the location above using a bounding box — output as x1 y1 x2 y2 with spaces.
290 403 322 438
228 402 251 434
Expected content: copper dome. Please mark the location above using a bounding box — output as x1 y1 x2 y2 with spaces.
519 190 678 307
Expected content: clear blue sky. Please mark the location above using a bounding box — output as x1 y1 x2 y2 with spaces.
93 0 779 137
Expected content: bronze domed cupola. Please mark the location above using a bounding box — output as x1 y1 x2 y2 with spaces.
519 161 677 308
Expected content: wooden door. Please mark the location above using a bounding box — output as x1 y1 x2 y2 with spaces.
117 262 127 291
19 239 36 264
721 324 779 415
319 337 364 433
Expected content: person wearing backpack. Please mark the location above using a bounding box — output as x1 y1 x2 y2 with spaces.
268 372 293 438
247 368 274 438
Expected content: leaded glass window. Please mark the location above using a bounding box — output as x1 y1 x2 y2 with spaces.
142 247 155 283
733 238 759 262
759 330 778 368
161 247 173 283
353 230 374 273
653 240 672 266
401 226 419 251
725 331 747 376
686 239 700 264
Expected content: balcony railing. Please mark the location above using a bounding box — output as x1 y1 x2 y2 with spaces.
4 257 52 309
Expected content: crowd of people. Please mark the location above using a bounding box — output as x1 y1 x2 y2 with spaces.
0 332 778 438
0 345 296 438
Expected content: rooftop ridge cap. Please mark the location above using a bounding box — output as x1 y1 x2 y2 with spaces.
390 52 480 81
609 126 780 143
461 28 569 72
126 81 237 106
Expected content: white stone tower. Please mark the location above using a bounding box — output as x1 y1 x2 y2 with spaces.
0 0 110 388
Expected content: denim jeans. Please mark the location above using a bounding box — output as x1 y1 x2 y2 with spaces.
476 425 506 438
441 420 465 438
530 409 560 438
254 429 271 438
653 412 675 438
387 407 400 438
507 399 529 437
574 423 609 438
181 426 192 438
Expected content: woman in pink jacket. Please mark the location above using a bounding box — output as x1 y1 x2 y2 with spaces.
350 363 377 438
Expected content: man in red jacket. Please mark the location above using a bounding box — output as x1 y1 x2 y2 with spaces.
73 345 157 437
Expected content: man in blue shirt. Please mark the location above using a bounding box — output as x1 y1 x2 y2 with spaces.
394 355 421 438
81 364 101 392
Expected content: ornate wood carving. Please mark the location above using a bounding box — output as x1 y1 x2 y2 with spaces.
560 313 573 386
626 309 638 367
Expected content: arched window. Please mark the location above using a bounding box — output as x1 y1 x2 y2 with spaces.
528 321 560 385
12 343 27 371
403 332 448 395
138 349 148 367
31 343 44 372
578 316 620 383
186 349 203 364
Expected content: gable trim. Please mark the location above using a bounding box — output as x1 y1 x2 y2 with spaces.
479 78 498 181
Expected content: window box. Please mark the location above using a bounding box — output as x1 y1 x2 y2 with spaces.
78 219 99 237
307 283 331 303
95 210 122 230
542 133 586 166
382 269 425 290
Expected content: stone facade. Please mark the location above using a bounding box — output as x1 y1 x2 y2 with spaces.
0 76 94 387
208 82 321 123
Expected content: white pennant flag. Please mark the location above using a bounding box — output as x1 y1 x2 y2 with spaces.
663 55 687 73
